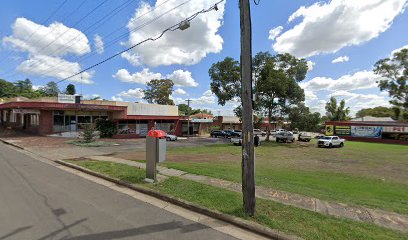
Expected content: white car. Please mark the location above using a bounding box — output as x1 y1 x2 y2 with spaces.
253 129 266 136
166 134 178 141
317 136 345 148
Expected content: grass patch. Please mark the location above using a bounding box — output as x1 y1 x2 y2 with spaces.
164 141 408 214
64 160 408 240
66 140 117 147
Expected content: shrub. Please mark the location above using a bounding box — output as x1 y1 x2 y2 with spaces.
95 118 116 138
82 125 95 143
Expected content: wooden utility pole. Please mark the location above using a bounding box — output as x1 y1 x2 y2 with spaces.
239 0 255 216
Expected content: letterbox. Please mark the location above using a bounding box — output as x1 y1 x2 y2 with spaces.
145 130 167 182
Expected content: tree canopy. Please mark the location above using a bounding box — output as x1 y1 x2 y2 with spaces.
374 48 408 111
288 103 321 132
325 97 350 121
356 106 396 118
143 79 174 105
65 84 76 95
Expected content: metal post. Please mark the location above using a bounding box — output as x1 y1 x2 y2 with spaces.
239 0 255 216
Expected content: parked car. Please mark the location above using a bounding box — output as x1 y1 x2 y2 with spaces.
231 135 261 146
298 132 312 142
315 135 325 139
293 128 299 134
317 136 345 148
166 134 178 141
224 130 241 138
254 129 266 136
275 131 295 143
210 130 228 138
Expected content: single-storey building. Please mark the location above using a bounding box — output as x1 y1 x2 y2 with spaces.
0 95 184 138
325 116 408 144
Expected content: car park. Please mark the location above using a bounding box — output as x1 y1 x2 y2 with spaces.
317 136 345 148
298 132 312 142
166 134 178 141
210 130 228 138
254 129 266 136
275 131 295 143
224 130 241 138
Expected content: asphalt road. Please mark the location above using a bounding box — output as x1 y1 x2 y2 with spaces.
0 142 237 240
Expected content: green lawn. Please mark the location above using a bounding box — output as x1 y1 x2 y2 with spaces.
65 160 408 240
163 141 408 214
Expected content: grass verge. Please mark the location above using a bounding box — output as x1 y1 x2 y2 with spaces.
65 160 408 240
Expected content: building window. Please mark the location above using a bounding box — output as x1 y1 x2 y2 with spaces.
30 115 39 126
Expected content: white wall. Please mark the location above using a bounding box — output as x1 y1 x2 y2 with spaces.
126 103 178 116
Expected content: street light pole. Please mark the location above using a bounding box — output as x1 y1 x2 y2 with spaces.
239 0 255 216
185 99 192 137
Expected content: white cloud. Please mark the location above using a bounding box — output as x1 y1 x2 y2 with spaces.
166 70 198 87
300 70 381 92
118 88 145 99
272 0 407 57
191 90 216 105
113 68 161 85
331 56 349 64
329 90 390 115
94 34 104 54
123 0 225 67
113 68 198 87
3 17 90 56
32 85 43 91
203 90 213 97
16 55 93 84
121 52 141 66
307 60 315 71
390 44 408 55
111 96 123 101
174 88 187 95
268 26 283 40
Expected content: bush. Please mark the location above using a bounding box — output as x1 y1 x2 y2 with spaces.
95 118 116 138
82 125 95 143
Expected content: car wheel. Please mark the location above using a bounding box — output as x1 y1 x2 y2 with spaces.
340 142 344 148
166 137 170 141
329 143 332 148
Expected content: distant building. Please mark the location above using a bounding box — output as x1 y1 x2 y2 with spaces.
325 116 408 144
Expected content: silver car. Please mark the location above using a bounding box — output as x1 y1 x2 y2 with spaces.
166 134 178 141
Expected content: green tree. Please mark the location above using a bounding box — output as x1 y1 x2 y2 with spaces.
256 53 307 140
39 81 60 97
288 103 321 132
356 106 396 119
65 84 76 95
14 79 33 93
0 79 17 98
374 48 408 111
95 118 116 138
209 57 241 106
143 79 174 105
325 97 350 121
178 103 191 116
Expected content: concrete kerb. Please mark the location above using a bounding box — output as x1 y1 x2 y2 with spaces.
55 159 299 240
0 138 25 150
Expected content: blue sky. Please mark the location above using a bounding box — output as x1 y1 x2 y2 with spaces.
0 0 407 116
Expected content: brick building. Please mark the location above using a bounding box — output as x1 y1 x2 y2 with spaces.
0 96 184 138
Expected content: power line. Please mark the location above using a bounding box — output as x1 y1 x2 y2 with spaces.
56 0 224 84
37 0 190 81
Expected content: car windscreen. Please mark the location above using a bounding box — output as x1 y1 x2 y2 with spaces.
322 137 332 140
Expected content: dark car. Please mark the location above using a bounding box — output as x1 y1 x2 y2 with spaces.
210 130 228 138
224 130 241 138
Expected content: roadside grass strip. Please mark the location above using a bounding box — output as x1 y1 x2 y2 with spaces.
65 160 408 240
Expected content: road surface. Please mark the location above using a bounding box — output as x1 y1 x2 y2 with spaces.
0 142 237 240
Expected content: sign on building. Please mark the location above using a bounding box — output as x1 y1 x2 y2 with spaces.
58 94 76 103
325 125 334 136
351 126 382 138
335 126 351 135
12 109 40 114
